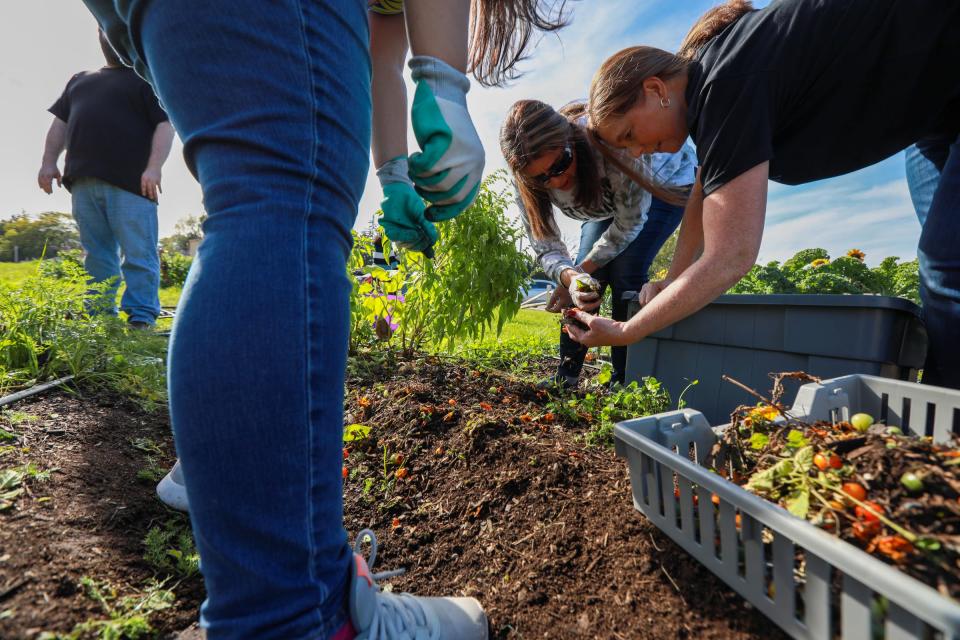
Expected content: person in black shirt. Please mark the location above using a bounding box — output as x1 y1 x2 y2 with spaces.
574 0 960 389
38 30 174 328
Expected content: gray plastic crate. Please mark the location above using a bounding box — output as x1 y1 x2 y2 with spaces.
789 374 960 442
614 374 960 639
624 294 928 425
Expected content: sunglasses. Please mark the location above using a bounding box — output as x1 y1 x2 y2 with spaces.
532 146 573 184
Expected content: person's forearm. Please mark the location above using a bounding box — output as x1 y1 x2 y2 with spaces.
146 122 174 171
626 163 768 342
41 119 67 167
666 179 704 280
624 252 745 342
370 13 409 167
405 0 469 71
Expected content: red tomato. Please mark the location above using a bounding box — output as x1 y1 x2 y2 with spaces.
852 520 881 542
855 501 884 523
842 483 867 501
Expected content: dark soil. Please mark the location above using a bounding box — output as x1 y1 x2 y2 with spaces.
0 390 202 638
0 355 788 639
342 354 785 639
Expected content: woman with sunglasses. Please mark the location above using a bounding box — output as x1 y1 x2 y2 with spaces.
500 99 695 389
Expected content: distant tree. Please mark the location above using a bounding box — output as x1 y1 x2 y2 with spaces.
159 214 206 254
0 212 80 261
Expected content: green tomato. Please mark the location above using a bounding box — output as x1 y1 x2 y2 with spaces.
850 413 874 433
900 471 924 492
885 426 903 436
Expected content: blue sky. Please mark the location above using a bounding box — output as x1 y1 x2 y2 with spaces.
1 0 921 265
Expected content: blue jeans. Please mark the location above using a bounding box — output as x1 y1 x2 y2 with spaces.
915 134 960 389
84 1 371 637
71 177 160 324
905 137 953 226
557 196 685 384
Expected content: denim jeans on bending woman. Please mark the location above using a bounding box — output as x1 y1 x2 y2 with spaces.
557 196 685 385
915 134 960 389
81 1 371 637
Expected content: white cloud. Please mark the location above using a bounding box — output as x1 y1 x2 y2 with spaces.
762 168 921 265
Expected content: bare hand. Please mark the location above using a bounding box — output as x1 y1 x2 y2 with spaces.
545 285 572 313
639 278 671 306
38 164 62 194
141 167 162 202
565 310 632 347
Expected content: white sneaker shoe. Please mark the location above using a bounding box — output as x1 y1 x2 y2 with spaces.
156 459 190 512
349 529 487 640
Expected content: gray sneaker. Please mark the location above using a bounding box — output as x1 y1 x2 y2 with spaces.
349 529 487 640
156 459 190 512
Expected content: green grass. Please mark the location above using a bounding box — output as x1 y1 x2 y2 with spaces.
0 259 181 310
465 308 560 346
0 260 43 286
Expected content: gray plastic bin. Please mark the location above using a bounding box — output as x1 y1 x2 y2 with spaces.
614 374 960 640
624 294 927 425
789 374 960 442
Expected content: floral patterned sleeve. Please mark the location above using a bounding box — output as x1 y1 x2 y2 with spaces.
512 182 574 284
578 164 652 269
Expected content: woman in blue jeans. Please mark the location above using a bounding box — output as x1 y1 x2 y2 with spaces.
500 100 695 388
81 0 570 638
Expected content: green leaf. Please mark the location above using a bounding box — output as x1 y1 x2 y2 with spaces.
595 364 612 386
915 538 942 552
748 432 770 450
785 489 810 519
343 424 371 442
793 445 814 472
786 430 810 450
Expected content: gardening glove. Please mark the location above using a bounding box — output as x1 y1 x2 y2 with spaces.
568 272 601 311
408 55 484 222
376 156 437 257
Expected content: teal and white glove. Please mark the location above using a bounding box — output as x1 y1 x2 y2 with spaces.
408 56 485 222
376 156 437 256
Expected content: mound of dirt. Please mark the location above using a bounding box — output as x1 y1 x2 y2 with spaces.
343 355 784 639
0 353 785 638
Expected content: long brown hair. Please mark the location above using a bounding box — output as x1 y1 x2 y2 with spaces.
500 100 599 239
588 1 754 128
470 0 571 87
500 100 684 240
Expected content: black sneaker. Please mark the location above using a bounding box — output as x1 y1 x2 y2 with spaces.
127 320 154 331
536 372 579 392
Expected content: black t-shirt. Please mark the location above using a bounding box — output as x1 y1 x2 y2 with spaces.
685 0 960 196
49 67 168 198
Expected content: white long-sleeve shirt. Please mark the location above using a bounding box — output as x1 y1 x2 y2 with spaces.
515 140 697 283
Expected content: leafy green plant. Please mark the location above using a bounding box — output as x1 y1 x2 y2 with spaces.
729 248 920 304
359 172 531 354
0 261 169 408
547 376 671 447
38 577 174 640
0 462 51 510
159 248 192 288
143 519 200 578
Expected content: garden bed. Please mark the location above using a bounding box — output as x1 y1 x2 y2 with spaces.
1 354 786 638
